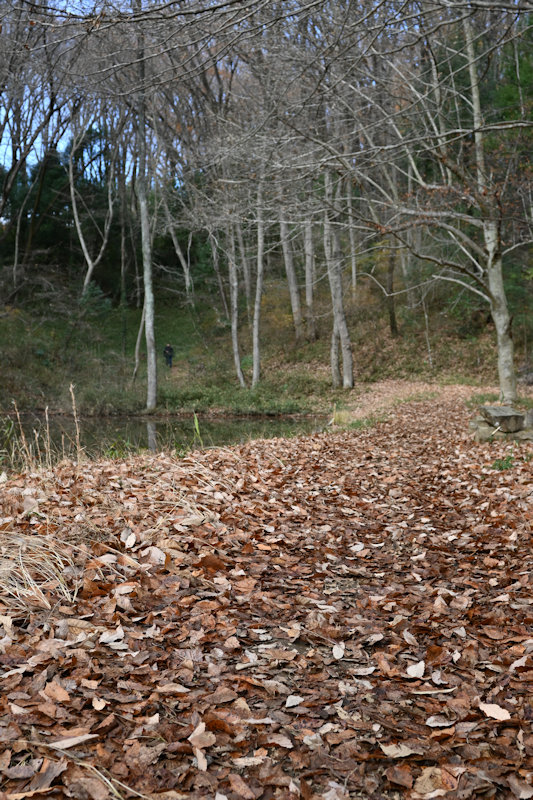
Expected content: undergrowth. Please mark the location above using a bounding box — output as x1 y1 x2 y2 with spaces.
1 282 531 420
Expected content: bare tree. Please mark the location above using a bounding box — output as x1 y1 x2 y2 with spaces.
273 2 532 401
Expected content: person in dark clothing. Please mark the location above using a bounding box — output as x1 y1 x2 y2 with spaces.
163 343 174 368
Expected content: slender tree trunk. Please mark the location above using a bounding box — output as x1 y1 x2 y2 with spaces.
236 220 251 322
463 14 516 403
163 197 193 300
119 160 128 357
330 320 341 389
131 302 145 385
227 225 246 388
278 192 304 342
252 180 265 388
69 135 115 296
303 217 316 340
135 0 157 411
324 170 353 389
387 239 399 337
138 174 157 409
486 234 517 403
346 177 357 302
208 231 230 320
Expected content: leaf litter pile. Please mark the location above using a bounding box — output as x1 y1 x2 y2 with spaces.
0 392 532 800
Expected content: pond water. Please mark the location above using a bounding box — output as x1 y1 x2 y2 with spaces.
4 412 326 463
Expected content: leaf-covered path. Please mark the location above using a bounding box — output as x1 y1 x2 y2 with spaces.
1 387 532 799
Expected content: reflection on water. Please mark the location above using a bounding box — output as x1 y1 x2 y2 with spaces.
5 412 326 461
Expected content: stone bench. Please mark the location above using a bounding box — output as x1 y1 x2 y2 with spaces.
470 405 533 442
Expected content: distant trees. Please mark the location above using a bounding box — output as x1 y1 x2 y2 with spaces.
0 0 531 403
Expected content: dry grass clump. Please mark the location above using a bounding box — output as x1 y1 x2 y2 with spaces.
0 529 79 611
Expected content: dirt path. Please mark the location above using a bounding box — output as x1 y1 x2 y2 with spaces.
343 379 498 421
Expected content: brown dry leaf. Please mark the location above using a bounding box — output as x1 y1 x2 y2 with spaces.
508 775 533 799
154 683 190 695
196 553 227 572
188 721 216 749
478 701 511 720
194 747 208 772
406 660 425 679
64 776 110 800
380 743 417 758
49 734 99 749
42 681 70 703
413 765 459 797
227 773 255 799
385 764 413 789
264 733 293 749
285 694 305 708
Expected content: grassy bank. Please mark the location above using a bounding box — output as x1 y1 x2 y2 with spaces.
1 283 529 418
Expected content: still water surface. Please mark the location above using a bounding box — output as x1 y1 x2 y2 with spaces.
11 412 326 460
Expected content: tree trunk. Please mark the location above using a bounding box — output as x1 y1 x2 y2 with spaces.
486 236 517 403
236 220 251 322
463 14 516 403
119 157 128 357
303 217 317 340
163 197 193 299
227 225 246 388
135 0 157 411
330 321 341 389
69 135 115 296
138 174 157 410
208 231 229 320
387 240 399 337
278 194 304 342
346 177 357 302
324 170 353 389
252 181 265 388
131 302 145 385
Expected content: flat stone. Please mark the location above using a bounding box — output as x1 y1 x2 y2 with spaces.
479 406 525 433
473 423 507 442
472 420 533 442
515 428 533 441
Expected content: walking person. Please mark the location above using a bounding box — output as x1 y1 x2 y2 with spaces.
163 343 174 368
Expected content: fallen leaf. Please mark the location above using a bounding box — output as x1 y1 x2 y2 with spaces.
426 715 454 728
194 747 208 771
43 681 70 703
406 660 425 678
386 764 413 788
227 773 255 799
98 627 124 645
264 733 293 748
188 721 216 749
285 694 305 708
479 701 511 721
508 774 533 799
332 642 345 660
380 742 417 758
155 683 191 694
49 733 99 749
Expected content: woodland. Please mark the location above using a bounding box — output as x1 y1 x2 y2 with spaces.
1 3 533 799
1 0 532 414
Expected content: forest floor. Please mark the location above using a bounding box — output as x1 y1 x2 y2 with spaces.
0 382 532 800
